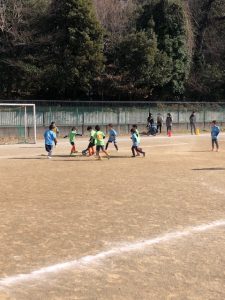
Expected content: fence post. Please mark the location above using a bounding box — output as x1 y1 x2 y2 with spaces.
203 105 206 129
117 107 120 134
178 104 180 129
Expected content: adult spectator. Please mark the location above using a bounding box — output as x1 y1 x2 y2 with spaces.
166 113 173 134
157 113 163 134
147 113 154 127
189 111 196 135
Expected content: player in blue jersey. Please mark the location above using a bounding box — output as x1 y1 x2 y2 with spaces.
211 120 220 151
44 124 57 158
105 124 118 151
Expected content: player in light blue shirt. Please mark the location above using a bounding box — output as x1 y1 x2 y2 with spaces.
44 124 57 158
105 124 118 151
130 128 145 157
211 120 220 151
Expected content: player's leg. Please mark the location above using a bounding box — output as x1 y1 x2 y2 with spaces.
105 141 109 150
46 144 53 158
212 139 215 151
137 146 145 157
114 141 118 151
96 145 101 159
131 146 136 157
215 139 219 151
70 142 76 155
102 146 110 159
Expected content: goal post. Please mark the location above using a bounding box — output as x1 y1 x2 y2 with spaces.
0 103 37 144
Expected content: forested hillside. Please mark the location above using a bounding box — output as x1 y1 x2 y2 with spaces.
0 0 225 101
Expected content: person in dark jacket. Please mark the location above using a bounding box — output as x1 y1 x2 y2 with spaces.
189 111 196 135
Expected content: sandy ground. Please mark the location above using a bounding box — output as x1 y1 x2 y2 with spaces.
0 133 225 300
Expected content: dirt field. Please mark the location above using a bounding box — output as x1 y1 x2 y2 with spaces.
0 133 225 300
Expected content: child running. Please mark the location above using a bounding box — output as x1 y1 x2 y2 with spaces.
94 125 110 160
211 120 220 152
66 127 82 155
44 124 57 159
82 126 96 156
130 128 145 157
132 124 141 156
106 124 118 151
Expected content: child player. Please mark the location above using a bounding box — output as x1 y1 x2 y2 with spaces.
211 120 220 152
132 124 141 156
130 128 145 157
94 125 110 160
50 121 59 145
66 127 82 155
106 124 118 151
82 126 96 156
44 124 57 159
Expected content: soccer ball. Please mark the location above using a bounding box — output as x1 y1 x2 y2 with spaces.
82 150 87 156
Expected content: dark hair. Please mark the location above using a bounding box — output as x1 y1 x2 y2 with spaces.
108 123 113 127
49 124 54 130
71 127 76 131
212 120 217 124
130 128 135 133
95 125 100 131
132 124 137 128
51 121 55 125
87 126 92 130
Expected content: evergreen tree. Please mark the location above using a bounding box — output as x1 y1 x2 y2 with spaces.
38 0 104 99
138 0 190 98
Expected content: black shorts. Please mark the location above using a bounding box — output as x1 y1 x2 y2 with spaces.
88 142 95 148
107 140 117 144
45 144 53 152
96 145 104 151
70 142 75 146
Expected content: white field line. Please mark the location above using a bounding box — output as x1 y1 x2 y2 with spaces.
0 219 225 288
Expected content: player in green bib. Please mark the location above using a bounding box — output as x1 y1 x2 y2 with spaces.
82 126 96 156
65 127 82 155
94 125 110 160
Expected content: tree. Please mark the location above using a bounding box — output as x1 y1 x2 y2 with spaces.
37 0 104 99
138 0 191 97
0 0 49 98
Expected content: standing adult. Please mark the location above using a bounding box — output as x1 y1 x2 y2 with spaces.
157 113 163 134
189 111 196 135
166 113 173 134
147 113 154 127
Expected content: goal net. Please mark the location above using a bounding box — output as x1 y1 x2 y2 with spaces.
0 104 37 144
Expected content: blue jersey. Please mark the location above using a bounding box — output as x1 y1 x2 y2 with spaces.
131 133 139 147
108 129 117 142
44 129 56 145
211 125 220 139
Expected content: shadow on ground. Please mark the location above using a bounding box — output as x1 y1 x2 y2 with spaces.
192 167 225 171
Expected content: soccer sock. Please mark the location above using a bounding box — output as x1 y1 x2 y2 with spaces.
114 143 118 151
91 147 95 155
106 142 109 150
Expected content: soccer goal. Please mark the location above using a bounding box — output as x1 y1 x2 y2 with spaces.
0 103 37 144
